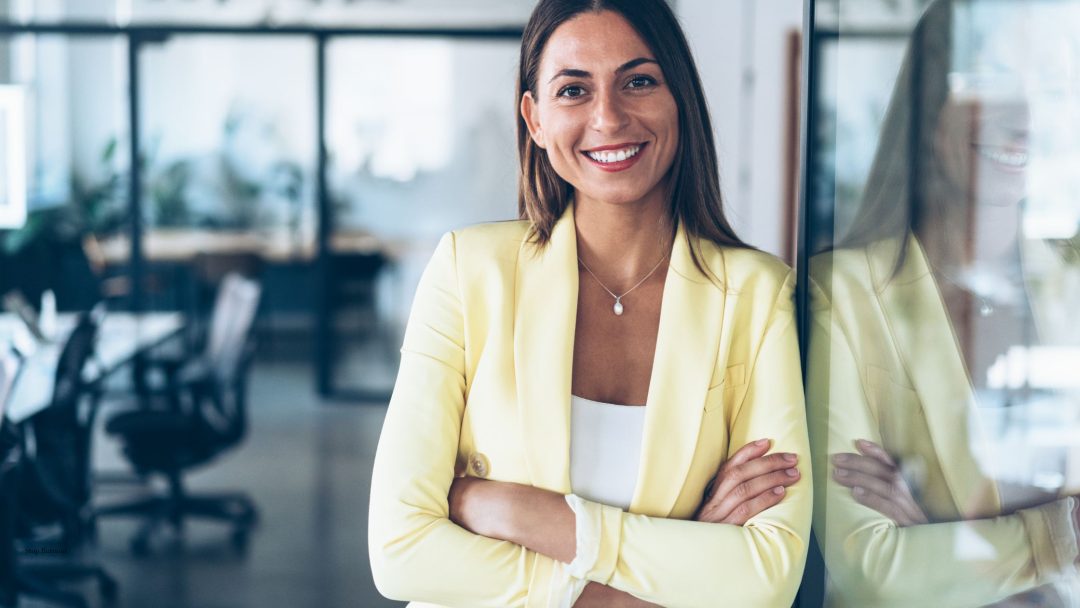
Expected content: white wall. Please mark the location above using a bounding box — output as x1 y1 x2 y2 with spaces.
678 0 804 258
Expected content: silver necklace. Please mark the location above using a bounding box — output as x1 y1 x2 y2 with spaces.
578 253 668 316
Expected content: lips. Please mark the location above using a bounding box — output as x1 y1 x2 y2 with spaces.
581 142 648 172
974 144 1029 171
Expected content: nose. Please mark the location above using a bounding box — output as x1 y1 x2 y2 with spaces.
589 88 631 134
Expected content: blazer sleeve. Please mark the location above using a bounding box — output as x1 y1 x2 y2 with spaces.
807 289 1080 607
368 232 578 607
563 272 813 608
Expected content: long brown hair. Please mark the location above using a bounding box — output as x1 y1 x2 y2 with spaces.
516 0 748 273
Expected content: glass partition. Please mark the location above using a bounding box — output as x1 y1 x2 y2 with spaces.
324 37 519 397
805 0 1080 605
0 34 130 312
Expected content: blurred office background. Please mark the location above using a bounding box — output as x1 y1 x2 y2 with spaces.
2 0 1077 606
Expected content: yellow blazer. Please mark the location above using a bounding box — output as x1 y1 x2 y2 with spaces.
809 235 1079 608
369 204 811 608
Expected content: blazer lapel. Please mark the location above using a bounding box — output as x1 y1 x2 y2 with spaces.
631 225 726 517
873 236 1001 519
514 205 578 493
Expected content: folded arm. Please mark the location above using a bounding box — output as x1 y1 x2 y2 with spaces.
808 309 1080 607
368 233 580 607
458 279 812 608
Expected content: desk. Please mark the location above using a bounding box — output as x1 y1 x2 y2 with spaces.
0 313 184 423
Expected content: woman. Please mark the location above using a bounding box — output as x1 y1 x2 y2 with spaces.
369 1 811 606
809 0 1080 605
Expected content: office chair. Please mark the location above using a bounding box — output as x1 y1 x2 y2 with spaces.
96 274 261 555
1 346 24 606
12 312 118 608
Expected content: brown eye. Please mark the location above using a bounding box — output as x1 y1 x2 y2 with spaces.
627 75 658 89
557 85 586 98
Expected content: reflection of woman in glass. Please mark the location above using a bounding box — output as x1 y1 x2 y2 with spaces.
369 0 811 606
810 0 1080 605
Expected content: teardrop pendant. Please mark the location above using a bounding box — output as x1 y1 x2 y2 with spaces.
613 298 624 316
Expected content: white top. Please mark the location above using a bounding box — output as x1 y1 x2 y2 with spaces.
569 394 647 511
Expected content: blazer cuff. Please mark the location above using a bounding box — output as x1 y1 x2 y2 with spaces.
564 494 622 584
1019 496 1079 583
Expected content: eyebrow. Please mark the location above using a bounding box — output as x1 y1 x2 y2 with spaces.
547 57 659 84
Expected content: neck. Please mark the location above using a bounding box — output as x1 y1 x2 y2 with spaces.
573 191 675 290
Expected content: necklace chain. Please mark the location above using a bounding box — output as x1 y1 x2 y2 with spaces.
578 252 668 316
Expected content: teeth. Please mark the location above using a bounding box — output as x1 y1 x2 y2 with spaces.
586 145 642 164
975 146 1029 168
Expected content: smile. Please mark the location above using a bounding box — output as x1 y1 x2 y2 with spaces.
974 144 1029 170
582 143 647 172
585 144 642 163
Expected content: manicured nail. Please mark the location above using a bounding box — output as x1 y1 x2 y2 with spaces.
783 453 797 462
786 468 799 477
773 486 785 495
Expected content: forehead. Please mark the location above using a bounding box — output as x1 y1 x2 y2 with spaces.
539 11 655 74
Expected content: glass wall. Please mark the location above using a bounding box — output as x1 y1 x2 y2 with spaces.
324 37 519 396
805 0 1080 605
0 34 130 311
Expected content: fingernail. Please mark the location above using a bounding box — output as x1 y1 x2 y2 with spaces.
773 486 785 495
756 438 770 446
856 439 872 449
786 468 799 477
852 486 865 496
835 468 847 477
783 453 797 462
832 453 848 463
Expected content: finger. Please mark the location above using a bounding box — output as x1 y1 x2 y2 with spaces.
850 485 917 527
705 441 775 502
891 484 929 525
832 453 895 481
833 467 895 499
726 439 773 469
834 463 929 525
709 486 787 525
709 467 800 522
714 452 798 500
855 439 897 466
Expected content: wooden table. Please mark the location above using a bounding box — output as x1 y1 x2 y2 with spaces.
0 313 184 423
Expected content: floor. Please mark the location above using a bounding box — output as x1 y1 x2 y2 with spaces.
20 359 403 608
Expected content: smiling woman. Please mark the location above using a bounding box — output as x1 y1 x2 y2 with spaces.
368 1 812 607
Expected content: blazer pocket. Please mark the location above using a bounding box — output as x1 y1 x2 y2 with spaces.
704 364 747 413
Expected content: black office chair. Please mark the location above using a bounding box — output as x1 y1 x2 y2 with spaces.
11 312 118 608
96 274 261 555
1 346 24 607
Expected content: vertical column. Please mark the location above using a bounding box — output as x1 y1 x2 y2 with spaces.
315 32 331 397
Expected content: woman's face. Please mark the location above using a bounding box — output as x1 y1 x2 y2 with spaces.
520 10 679 209
934 93 1031 209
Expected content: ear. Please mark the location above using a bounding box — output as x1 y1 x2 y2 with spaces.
520 91 546 149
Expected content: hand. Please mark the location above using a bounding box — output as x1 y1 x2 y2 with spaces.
695 439 801 525
831 439 928 527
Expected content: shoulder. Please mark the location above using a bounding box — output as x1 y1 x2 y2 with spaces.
444 219 531 262
697 241 793 303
